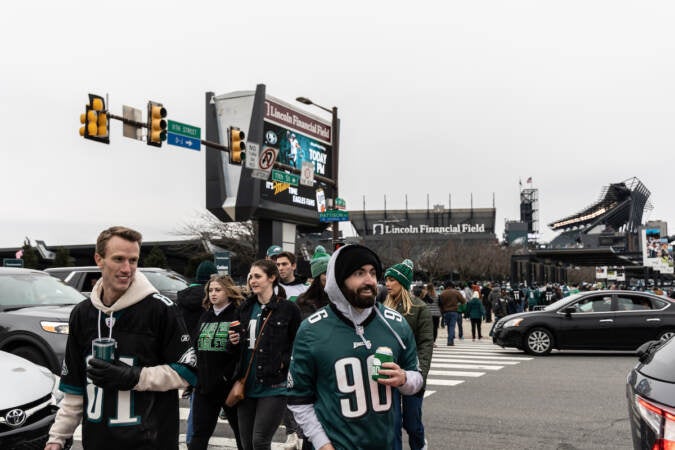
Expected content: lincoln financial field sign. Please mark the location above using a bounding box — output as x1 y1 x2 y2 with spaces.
372 223 487 235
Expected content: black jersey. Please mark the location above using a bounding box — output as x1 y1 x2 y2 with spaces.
59 293 197 450
194 303 239 394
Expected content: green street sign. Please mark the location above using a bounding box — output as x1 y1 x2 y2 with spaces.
167 120 201 139
271 169 299 186
319 210 349 222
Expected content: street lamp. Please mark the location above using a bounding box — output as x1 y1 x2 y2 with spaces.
296 96 341 246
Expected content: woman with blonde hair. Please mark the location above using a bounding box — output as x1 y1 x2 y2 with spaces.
189 275 245 450
384 259 433 450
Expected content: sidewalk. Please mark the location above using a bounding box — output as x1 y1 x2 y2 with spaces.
436 316 494 343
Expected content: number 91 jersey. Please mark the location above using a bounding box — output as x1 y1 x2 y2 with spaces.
288 303 419 450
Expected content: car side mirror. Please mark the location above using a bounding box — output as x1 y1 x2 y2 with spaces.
563 306 575 317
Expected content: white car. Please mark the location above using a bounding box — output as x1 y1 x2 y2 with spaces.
0 350 69 449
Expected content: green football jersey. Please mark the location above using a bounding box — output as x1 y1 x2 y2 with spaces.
288 303 419 450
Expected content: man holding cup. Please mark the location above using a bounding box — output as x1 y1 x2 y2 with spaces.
45 226 197 450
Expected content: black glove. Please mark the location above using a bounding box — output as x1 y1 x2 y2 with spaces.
87 358 141 391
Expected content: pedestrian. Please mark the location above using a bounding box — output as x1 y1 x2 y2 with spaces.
177 260 219 445
294 246 331 450
422 283 441 345
273 251 309 449
45 226 197 450
189 275 245 450
481 282 493 322
287 244 423 450
295 245 331 319
384 259 433 450
489 288 509 336
230 259 301 450
438 282 466 346
465 291 486 340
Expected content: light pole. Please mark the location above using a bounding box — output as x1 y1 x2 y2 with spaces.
296 96 341 247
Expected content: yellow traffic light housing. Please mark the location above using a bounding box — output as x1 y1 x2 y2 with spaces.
79 94 110 144
147 101 167 147
228 127 245 164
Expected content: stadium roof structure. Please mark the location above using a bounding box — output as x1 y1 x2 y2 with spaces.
548 177 652 234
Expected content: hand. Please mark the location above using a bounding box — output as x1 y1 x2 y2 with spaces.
44 444 62 450
229 330 240 345
376 361 407 388
318 444 335 450
87 358 141 391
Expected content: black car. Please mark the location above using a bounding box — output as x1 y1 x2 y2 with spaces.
626 337 675 449
492 290 675 355
0 268 85 374
46 266 189 301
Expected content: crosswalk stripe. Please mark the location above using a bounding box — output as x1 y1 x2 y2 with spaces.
433 358 520 365
425 379 465 386
433 353 532 361
431 362 504 370
427 370 485 377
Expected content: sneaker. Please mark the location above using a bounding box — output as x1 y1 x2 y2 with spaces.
421 438 428 450
283 432 299 450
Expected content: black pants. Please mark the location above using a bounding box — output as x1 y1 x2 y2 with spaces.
189 388 242 450
470 318 482 339
431 316 440 342
237 395 287 450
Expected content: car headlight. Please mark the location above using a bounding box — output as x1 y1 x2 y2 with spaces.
41 321 69 334
503 318 524 328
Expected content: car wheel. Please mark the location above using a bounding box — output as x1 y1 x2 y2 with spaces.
525 328 553 355
13 345 49 368
658 329 675 343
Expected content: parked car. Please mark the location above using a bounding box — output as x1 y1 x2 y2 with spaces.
626 338 675 449
0 350 71 449
0 268 85 373
46 266 189 301
492 290 675 355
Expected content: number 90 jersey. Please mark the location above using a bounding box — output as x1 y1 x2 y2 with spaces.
287 303 419 450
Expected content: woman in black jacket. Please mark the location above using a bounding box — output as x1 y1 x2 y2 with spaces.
231 259 301 450
189 275 245 450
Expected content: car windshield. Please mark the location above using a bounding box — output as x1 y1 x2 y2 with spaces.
543 293 585 311
143 271 189 292
0 273 86 306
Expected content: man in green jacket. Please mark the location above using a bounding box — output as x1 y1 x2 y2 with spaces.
384 259 433 450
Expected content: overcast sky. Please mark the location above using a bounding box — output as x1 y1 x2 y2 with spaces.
2 1 674 250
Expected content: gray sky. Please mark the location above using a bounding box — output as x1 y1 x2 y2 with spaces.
2 0 674 249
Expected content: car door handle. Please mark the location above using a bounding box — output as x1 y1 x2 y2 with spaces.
598 319 614 323
646 318 661 322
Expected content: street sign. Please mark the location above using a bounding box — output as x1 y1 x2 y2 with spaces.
252 146 278 180
319 210 349 222
3 258 23 268
168 120 201 139
245 142 260 170
272 169 299 186
300 161 314 187
167 132 200 151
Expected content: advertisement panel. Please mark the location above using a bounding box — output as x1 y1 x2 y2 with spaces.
258 98 334 214
642 228 674 273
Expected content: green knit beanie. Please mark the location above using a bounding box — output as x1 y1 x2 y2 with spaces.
310 245 331 278
384 259 414 290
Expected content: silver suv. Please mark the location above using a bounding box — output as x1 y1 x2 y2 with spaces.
45 266 189 301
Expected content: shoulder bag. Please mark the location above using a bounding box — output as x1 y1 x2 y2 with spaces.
225 310 273 407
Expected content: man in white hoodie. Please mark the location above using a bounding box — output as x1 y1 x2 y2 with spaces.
287 244 423 450
45 226 197 450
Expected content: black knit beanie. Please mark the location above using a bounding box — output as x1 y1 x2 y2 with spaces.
334 245 382 288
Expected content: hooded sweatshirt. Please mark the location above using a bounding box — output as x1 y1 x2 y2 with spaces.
288 245 423 450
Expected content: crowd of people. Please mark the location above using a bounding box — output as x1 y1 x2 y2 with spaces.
45 225 674 450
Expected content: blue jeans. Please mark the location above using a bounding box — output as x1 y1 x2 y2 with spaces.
444 311 457 344
186 391 195 444
456 311 464 338
393 390 426 450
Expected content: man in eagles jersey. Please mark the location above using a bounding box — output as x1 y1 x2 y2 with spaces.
45 226 197 450
287 244 422 450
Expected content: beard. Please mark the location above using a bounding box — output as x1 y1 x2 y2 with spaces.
343 285 378 309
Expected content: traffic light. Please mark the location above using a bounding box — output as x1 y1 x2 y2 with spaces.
79 94 109 144
147 101 167 147
228 127 246 164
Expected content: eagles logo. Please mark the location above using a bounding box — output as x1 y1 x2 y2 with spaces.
178 348 198 368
